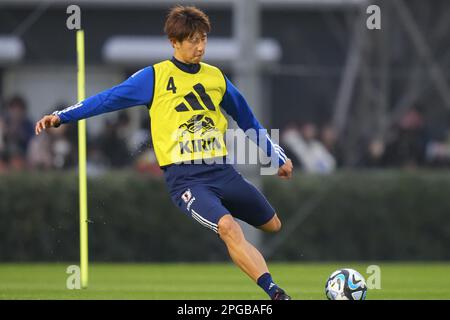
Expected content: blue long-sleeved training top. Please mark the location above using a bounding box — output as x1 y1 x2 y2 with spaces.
53 63 287 167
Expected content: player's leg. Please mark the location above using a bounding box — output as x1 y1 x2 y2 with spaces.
170 185 280 298
217 214 269 279
172 185 225 233
217 170 291 299
170 183 289 299
217 214 290 300
221 174 282 233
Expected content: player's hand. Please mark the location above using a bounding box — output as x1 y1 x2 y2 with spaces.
35 115 61 135
278 158 293 180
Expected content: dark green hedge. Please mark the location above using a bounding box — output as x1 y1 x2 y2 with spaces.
0 171 227 262
263 170 450 261
1 170 450 261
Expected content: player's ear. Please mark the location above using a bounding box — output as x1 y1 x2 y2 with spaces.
169 38 178 49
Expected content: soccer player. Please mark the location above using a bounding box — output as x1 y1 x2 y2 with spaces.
35 5 293 300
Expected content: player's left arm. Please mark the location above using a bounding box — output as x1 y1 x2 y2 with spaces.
219 76 293 179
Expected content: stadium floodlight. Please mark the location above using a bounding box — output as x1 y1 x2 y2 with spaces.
0 36 24 64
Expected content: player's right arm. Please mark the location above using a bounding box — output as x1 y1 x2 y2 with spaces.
35 67 154 135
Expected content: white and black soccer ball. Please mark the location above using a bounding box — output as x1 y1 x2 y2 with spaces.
325 268 367 300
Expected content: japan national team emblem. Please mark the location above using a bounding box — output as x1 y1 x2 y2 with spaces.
181 189 192 203
178 115 217 138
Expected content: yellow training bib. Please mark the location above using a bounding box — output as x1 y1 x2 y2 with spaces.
150 60 228 166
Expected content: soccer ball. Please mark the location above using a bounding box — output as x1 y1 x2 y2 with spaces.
325 268 367 300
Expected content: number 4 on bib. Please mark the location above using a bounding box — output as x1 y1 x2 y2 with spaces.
167 77 177 93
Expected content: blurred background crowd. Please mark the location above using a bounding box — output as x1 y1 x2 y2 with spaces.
1 93 448 175
0 95 162 175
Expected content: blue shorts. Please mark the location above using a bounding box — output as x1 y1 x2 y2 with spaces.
163 163 276 234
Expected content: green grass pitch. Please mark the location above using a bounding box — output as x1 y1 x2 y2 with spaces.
0 263 449 300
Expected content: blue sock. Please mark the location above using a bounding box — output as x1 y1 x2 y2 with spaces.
257 273 279 299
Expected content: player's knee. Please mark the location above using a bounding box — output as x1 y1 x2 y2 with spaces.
218 215 243 242
272 217 282 232
268 215 282 233
260 214 282 233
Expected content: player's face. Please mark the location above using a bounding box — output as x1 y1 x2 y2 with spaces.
173 32 207 64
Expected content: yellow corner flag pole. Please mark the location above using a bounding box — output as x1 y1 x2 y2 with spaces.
76 29 88 289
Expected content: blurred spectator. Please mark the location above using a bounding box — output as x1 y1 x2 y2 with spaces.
360 138 387 168
425 127 450 167
97 111 132 168
384 107 427 168
27 106 77 170
130 116 151 156
282 122 336 174
131 117 162 176
319 124 343 167
27 127 53 170
0 96 34 171
0 114 6 172
86 140 108 176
